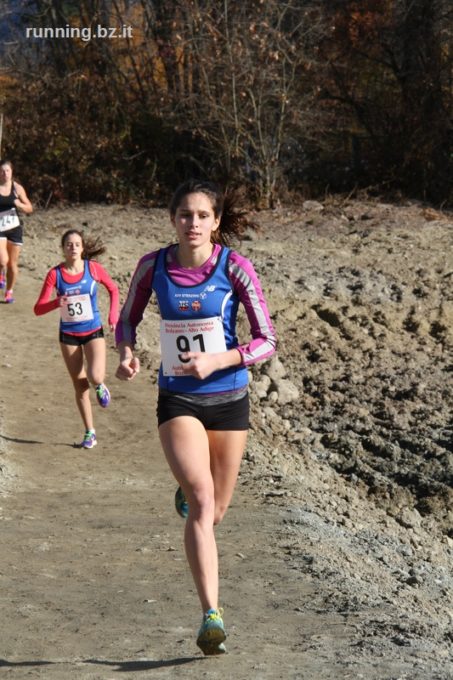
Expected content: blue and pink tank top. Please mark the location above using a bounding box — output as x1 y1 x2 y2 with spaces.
152 245 249 394
56 260 102 334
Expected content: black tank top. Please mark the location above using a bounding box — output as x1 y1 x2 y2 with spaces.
0 183 17 210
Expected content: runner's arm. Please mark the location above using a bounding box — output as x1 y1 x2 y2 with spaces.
228 252 277 366
89 261 120 328
115 252 157 380
33 268 61 315
13 182 33 214
115 251 157 347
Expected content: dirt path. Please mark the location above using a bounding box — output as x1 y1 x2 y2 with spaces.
0 268 321 680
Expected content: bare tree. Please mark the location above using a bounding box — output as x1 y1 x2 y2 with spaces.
165 0 324 206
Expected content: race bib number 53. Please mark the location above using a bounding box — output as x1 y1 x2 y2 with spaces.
60 294 94 323
160 316 227 376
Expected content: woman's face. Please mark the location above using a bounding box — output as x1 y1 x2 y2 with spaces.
0 164 12 183
171 192 220 248
63 233 84 260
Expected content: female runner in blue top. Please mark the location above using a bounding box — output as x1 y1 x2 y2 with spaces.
115 179 276 655
35 229 119 449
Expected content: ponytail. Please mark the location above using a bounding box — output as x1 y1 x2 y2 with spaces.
214 188 259 246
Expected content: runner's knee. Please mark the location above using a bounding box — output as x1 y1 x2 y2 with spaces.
188 487 215 521
87 369 104 385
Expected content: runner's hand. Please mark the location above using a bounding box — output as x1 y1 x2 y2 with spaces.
116 356 140 381
180 352 219 380
58 295 69 307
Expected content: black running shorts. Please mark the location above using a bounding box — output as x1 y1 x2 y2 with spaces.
0 225 23 245
157 391 249 430
59 327 105 346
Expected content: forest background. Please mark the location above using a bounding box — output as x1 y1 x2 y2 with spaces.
0 0 452 209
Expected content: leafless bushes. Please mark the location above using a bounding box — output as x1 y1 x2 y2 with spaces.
1 0 451 206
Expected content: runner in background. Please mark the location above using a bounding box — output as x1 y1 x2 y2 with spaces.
0 159 33 302
115 179 276 655
34 229 119 449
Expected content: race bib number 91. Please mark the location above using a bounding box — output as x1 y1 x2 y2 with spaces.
160 316 227 376
60 294 94 323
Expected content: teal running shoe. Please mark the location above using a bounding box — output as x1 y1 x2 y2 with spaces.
196 608 227 655
175 486 189 519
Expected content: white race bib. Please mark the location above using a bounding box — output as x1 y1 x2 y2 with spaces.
0 211 20 232
160 316 227 376
60 294 94 323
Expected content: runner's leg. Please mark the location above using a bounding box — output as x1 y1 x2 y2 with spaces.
207 429 248 525
159 416 218 612
83 336 106 386
6 241 20 291
0 239 8 285
60 342 94 432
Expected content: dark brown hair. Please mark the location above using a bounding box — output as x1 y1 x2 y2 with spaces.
169 179 258 246
61 229 106 260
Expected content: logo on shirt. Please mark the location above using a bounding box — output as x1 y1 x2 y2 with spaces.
200 284 216 300
179 301 189 311
191 300 201 312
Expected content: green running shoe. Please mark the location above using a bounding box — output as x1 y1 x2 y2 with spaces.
175 486 189 519
196 608 227 655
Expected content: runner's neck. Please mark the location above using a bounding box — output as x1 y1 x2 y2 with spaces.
62 261 85 275
174 243 215 269
0 180 13 195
